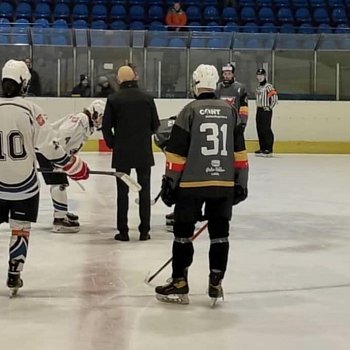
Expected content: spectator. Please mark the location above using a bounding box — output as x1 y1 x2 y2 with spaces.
102 66 160 241
97 76 114 97
165 1 187 31
24 57 41 96
72 74 91 97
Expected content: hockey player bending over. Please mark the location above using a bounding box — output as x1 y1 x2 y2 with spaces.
155 64 249 305
0 60 89 296
36 100 105 233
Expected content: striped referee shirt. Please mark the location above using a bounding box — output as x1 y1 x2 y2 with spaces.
256 82 278 109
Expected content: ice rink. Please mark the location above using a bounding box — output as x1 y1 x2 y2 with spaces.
0 152 350 350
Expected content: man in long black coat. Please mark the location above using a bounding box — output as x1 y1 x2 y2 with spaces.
102 66 160 241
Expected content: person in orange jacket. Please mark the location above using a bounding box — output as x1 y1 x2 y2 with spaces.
165 1 187 31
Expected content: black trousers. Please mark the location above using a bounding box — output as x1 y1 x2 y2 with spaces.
172 195 232 278
256 108 274 152
115 166 151 235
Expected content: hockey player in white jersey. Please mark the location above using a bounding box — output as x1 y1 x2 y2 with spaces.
36 99 106 233
0 59 89 296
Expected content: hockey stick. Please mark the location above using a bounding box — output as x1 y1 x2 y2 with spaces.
38 169 142 192
144 222 208 285
134 190 162 206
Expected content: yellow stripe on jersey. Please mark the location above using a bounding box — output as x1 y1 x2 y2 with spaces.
234 150 248 162
180 180 234 188
165 151 187 164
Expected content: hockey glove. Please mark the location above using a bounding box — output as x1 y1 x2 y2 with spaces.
233 185 248 206
160 175 177 207
63 155 90 181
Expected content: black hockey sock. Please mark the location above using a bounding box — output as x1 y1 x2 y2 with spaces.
172 239 194 278
209 239 229 274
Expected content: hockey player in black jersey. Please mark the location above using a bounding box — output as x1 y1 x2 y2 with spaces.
155 64 249 305
216 63 249 128
0 60 89 296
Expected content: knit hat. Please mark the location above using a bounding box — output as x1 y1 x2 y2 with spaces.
117 66 136 83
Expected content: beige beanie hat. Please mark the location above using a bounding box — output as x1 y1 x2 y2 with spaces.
117 66 135 83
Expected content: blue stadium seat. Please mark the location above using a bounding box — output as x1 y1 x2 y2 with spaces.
186 6 201 21
334 23 350 33
111 0 127 4
53 19 69 28
73 0 90 4
317 23 332 32
182 0 200 4
309 0 326 7
129 20 145 30
110 20 127 30
327 0 344 8
129 0 144 4
203 0 218 5
149 21 166 31
260 22 277 32
279 23 296 32
16 2 32 20
91 0 108 4
242 22 259 32
331 7 347 24
12 19 30 44
207 38 226 49
222 7 238 23
72 4 89 19
148 0 163 5
298 23 315 33
239 0 255 6
149 36 168 47
240 7 256 23
91 5 107 20
187 21 202 31
110 5 126 20
33 18 50 28
148 5 163 21
205 21 222 31
0 17 10 27
277 7 294 23
72 19 88 28
257 0 273 7
55 0 71 3
258 7 275 23
274 0 291 7
34 3 51 19
313 7 330 24
0 2 14 20
203 6 219 21
295 7 311 23
51 35 68 46
53 4 70 20
223 22 239 32
292 0 309 6
0 19 10 44
129 5 144 21
191 38 206 48
168 38 186 47
91 19 107 29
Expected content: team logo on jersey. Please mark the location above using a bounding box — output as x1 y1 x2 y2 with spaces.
225 97 235 106
36 114 45 126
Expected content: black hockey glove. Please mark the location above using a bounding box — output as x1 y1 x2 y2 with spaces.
233 185 248 206
160 175 177 207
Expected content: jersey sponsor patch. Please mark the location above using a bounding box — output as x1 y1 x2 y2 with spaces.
36 114 45 126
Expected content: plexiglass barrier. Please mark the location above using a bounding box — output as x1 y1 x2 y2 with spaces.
0 28 349 100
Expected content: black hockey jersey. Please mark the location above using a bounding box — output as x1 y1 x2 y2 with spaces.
165 92 248 198
216 80 249 126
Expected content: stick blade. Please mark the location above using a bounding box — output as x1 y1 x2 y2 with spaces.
116 173 142 192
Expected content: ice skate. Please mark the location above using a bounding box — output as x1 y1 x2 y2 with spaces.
208 270 224 307
165 212 174 232
66 212 79 223
7 273 23 298
53 215 80 233
155 277 189 304
256 150 272 158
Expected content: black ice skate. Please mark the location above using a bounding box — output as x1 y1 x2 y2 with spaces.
165 212 174 232
7 273 23 298
66 212 79 222
208 270 224 307
255 150 272 158
53 215 80 233
155 277 189 304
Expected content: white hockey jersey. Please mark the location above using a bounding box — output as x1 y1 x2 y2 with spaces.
0 97 70 200
51 112 93 155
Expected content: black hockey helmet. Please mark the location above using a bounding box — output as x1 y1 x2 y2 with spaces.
256 68 266 75
222 63 235 74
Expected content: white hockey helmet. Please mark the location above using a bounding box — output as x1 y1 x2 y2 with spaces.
192 64 219 97
86 99 106 129
2 59 31 93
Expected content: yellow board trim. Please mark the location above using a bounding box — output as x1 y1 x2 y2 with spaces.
81 139 99 152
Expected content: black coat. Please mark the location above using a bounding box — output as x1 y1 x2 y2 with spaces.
102 81 160 169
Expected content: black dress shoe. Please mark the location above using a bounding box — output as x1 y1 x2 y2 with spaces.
114 233 130 241
139 233 151 241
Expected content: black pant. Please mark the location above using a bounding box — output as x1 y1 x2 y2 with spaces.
172 195 232 278
36 153 69 185
115 166 151 235
256 108 274 152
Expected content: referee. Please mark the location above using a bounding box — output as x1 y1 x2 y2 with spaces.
255 68 278 157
